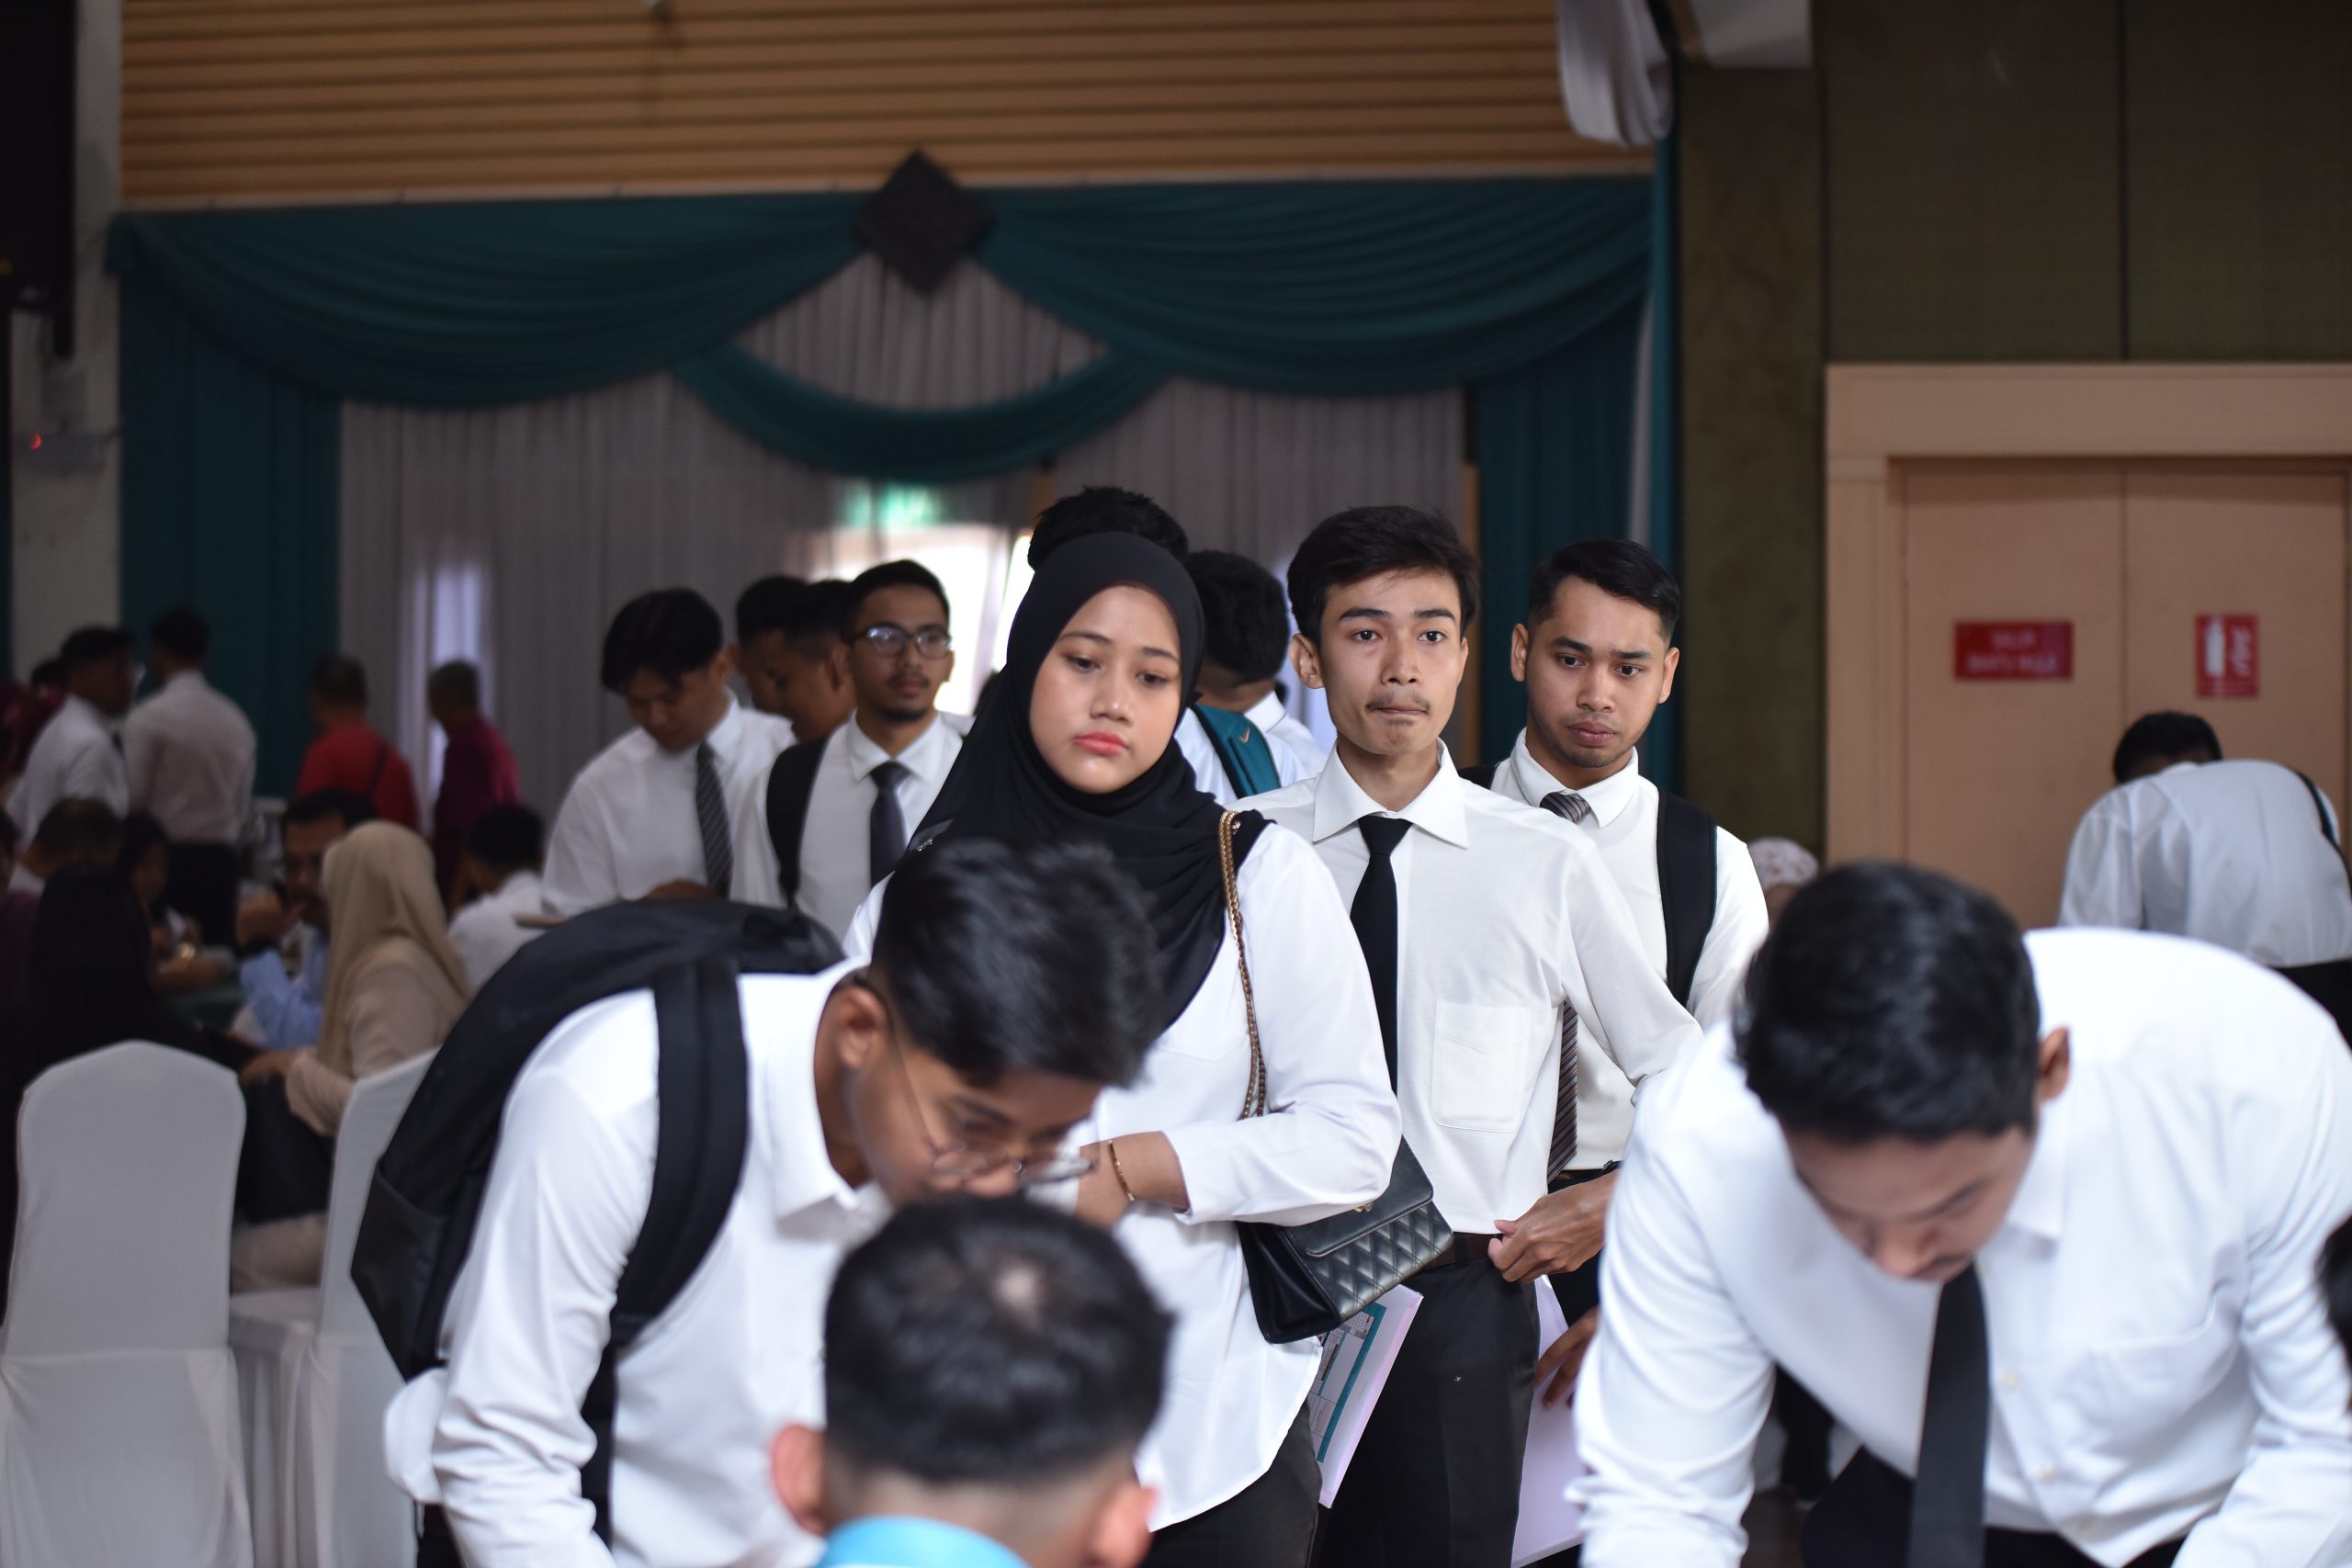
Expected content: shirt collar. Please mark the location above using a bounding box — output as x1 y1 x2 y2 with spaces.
1310 745 1472 850
2000 1077 2070 1246
1505 730 1644 827
841 711 950 785
62 693 111 730
1244 691 1290 735
819 1517 1029 1568
694 695 747 761
768 961 872 1221
163 669 209 694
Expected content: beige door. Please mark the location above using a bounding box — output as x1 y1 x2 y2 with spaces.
2122 472 2348 819
1903 469 2126 927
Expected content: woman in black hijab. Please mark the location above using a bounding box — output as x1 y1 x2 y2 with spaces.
891 532 1400 1568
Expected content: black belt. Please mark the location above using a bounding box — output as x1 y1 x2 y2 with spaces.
1411 1232 1498 1276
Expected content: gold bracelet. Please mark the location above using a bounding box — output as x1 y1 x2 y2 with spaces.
1106 1138 1139 1204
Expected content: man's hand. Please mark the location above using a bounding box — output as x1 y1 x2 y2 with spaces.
235 892 298 949
1536 1307 1600 1407
238 1049 298 1087
640 879 718 903
1487 1170 1618 1282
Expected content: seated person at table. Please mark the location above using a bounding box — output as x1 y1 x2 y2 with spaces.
772 1197 1169 1568
447 803 547 992
233 788 374 1050
233 822 469 1289
0 799 126 1014
117 812 232 996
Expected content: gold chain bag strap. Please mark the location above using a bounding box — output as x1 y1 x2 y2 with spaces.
1219 811 1450 1343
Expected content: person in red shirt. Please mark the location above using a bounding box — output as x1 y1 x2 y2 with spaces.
295 654 420 831
426 660 521 900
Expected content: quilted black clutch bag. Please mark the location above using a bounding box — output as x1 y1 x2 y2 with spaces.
1218 814 1451 1344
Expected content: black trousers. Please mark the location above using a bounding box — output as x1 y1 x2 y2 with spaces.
1145 1406 1319 1568
2278 958 2352 1045
165 841 242 951
1313 1252 1539 1568
1804 1452 2184 1568
234 1076 334 1224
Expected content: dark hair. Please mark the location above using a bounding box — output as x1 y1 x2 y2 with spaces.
1736 863 2044 1143
600 589 725 694
2112 711 2222 784
1028 486 1190 569
59 626 132 671
824 1196 1170 1488
310 653 368 709
871 838 1159 1089
1186 550 1292 683
29 865 156 1009
1527 538 1682 646
284 788 377 833
464 803 545 874
116 812 171 880
148 606 210 663
29 799 124 863
735 574 808 644
741 577 858 660
426 660 481 710
28 659 62 690
2324 1216 2352 1369
1286 505 1480 645
844 559 952 637
0 809 17 857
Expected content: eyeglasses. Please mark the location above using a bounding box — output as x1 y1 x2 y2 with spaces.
856 624 954 661
849 975 1094 1189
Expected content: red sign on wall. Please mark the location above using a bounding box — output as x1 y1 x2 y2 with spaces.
1954 621 2074 682
2196 614 2258 698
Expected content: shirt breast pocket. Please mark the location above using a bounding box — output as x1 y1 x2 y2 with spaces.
1431 1002 1539 1134
2070 1297 2240 1458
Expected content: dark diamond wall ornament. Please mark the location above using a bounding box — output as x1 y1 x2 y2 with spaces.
854 152 994 293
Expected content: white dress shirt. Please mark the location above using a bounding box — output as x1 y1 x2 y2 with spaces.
541 698 794 916
1572 930 2352 1568
8 863 42 898
841 826 1398 1528
729 711 969 942
384 964 891 1568
123 669 256 845
447 869 548 992
1490 736 1770 1167
1248 691 1326 780
1244 752 1704 1232
13 694 128 831
2060 759 2352 968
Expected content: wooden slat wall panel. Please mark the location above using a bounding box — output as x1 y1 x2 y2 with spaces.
121 0 1630 204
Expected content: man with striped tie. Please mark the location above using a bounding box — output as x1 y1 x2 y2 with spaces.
541 589 794 916
1244 506 1702 1568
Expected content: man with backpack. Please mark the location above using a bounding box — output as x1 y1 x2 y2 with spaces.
379 837 1167 1568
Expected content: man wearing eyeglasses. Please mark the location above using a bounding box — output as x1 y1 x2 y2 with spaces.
394 838 1166 1568
733 560 971 943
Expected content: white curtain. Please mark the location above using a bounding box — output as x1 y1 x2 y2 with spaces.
341 256 1461 815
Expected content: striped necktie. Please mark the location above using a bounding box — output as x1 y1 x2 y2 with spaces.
1538 789 1591 1178
695 740 732 892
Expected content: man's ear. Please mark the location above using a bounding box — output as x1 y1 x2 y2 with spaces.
1083 1479 1159 1568
824 981 889 1074
2035 1027 2071 1105
826 642 853 691
1657 645 1681 705
709 646 740 687
770 1424 830 1538
1509 623 1531 683
1289 632 1326 693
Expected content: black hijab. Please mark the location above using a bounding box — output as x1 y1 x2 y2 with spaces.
915 533 1268 1032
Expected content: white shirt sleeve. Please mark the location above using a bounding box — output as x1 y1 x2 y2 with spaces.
2058 791 2143 931
1557 828 1706 1093
729 761 786 908
1685 830 1770 1032
62 735 130 814
1158 829 1400 1226
433 1046 656 1568
540 777 621 918
1174 712 1238 807
1571 1130 1773 1568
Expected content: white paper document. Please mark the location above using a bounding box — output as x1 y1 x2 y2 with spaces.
1306 1283 1422 1506
1511 1276 1589 1565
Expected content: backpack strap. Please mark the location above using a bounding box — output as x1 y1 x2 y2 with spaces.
578 950 752 1543
1655 791 1719 1013
761 733 831 905
2297 770 2341 849
1193 705 1283 798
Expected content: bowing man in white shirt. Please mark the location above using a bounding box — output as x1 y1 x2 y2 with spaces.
1242 507 1705 1568
843 534 1399 1568
13 626 136 832
541 589 794 916
733 561 970 943
445 803 547 992
1186 550 1320 784
123 606 256 944
1573 863 2352 1568
391 838 1168 1568
2061 711 2352 1037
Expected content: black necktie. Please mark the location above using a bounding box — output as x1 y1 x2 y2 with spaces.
1536 791 1590 1176
695 741 732 892
1910 1264 1989 1568
1351 817 1412 1086
868 761 910 886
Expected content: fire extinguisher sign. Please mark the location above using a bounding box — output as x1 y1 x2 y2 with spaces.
2195 614 2258 699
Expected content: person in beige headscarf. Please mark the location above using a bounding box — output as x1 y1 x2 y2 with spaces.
232 820 469 1289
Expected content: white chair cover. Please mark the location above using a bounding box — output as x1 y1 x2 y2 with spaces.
232 1051 431 1568
0 1042 254 1568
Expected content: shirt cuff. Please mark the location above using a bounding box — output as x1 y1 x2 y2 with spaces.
1157 1120 1252 1224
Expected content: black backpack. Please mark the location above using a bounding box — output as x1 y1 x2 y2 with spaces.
350 897 842 1542
762 733 834 907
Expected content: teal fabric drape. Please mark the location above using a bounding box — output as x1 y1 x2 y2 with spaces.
1641 128 1682 791
111 177 1657 776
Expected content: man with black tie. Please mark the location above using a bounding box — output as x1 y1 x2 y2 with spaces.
1573 863 2352 1568
1244 506 1702 1568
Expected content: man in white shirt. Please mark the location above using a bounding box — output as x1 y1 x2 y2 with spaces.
1243 506 1704 1568
1573 863 2352 1568
447 803 547 992
1186 549 1320 784
1478 539 1770 1398
734 561 971 942
543 589 794 916
390 838 1168 1568
736 576 858 744
124 607 256 944
13 625 136 832
2060 711 2352 1036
